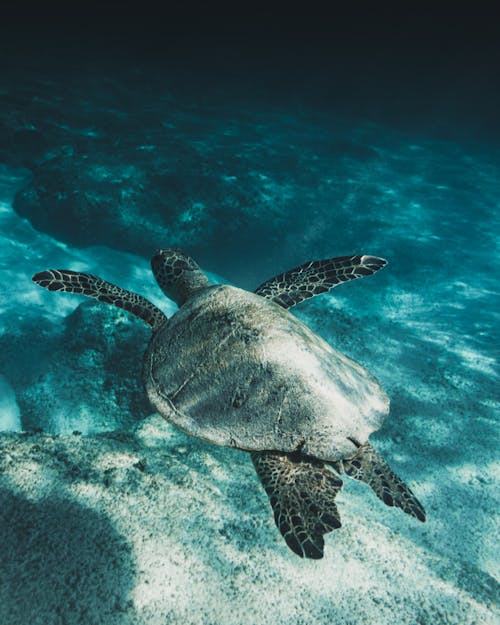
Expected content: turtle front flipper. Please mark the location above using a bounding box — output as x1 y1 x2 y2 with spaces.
342 441 426 522
32 269 167 331
254 254 387 309
252 451 343 559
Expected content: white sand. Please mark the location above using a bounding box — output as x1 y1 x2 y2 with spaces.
0 415 497 625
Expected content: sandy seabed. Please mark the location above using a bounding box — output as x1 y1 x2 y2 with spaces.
0 413 497 625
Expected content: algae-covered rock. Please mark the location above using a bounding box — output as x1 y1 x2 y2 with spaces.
0 301 150 434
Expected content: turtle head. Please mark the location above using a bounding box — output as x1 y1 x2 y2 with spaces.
151 248 210 306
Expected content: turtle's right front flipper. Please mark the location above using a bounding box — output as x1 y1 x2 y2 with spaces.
254 254 387 309
252 451 343 559
32 269 167 331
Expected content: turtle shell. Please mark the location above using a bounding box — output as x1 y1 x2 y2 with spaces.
143 285 389 462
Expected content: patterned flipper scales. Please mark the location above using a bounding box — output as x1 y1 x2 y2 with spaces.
254 254 387 308
342 441 426 522
32 269 167 331
252 451 343 559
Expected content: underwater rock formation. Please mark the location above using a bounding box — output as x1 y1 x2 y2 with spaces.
0 301 150 434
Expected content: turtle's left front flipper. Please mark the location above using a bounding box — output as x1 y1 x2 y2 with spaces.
342 441 426 522
252 451 343 558
254 254 387 309
32 269 167 331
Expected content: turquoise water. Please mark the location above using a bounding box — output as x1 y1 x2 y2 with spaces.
0 7 498 624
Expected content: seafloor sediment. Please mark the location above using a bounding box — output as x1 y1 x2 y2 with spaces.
0 415 497 625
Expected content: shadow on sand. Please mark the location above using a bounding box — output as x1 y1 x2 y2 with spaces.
0 489 137 625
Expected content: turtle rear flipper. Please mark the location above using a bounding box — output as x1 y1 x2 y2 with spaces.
342 441 426 522
32 269 167 331
254 254 387 309
252 451 343 558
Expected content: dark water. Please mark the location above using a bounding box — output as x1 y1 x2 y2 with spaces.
0 4 498 624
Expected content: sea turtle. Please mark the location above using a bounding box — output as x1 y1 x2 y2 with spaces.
33 249 425 558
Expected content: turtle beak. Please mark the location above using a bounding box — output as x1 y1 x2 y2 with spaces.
151 249 182 272
152 247 185 260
